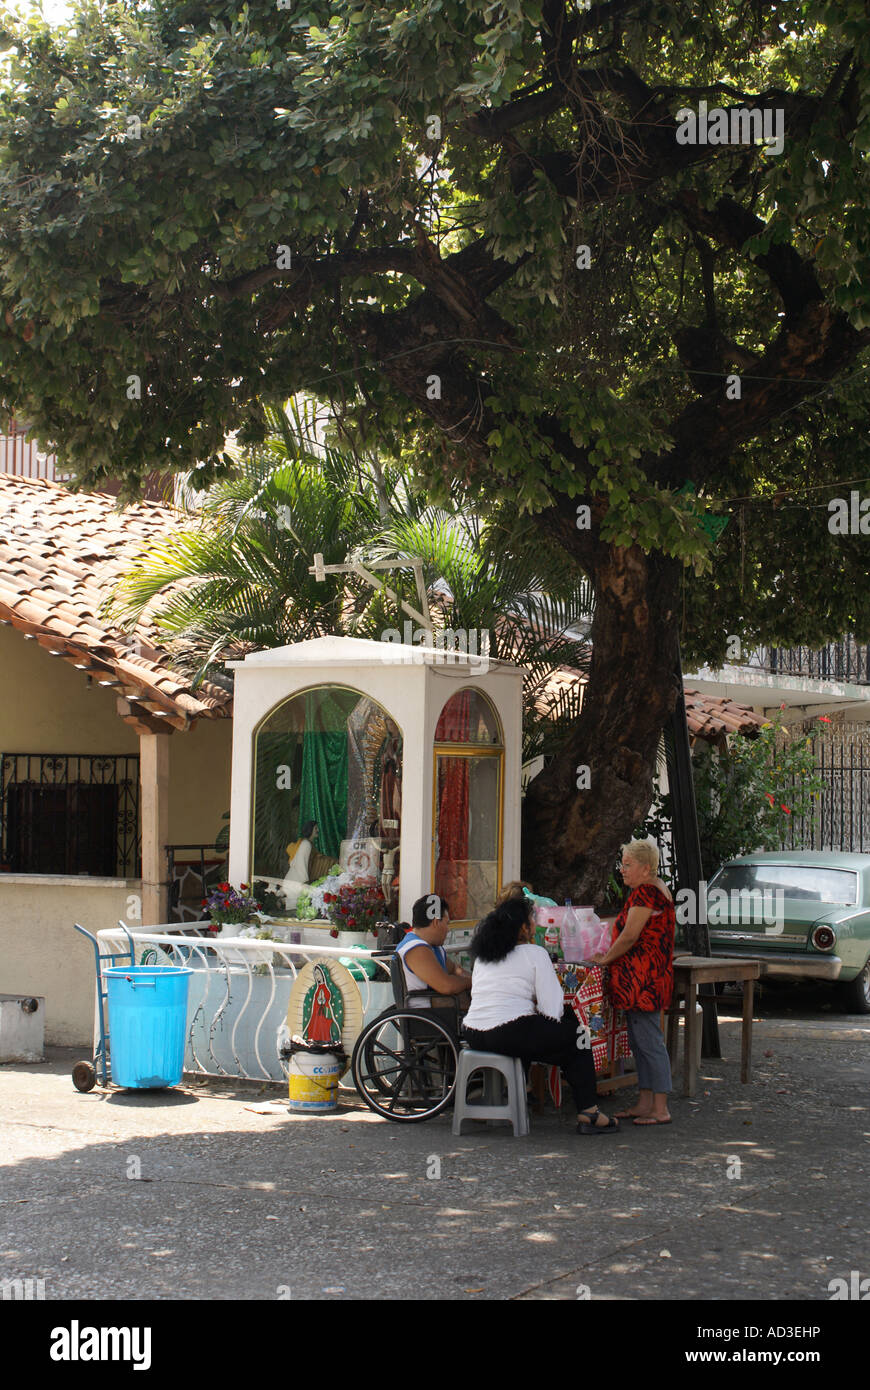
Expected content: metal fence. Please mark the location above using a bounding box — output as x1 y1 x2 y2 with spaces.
0 753 140 876
781 722 870 854
97 928 392 1082
0 424 61 480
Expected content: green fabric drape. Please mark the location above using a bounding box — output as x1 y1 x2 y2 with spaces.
299 690 349 858
253 731 301 878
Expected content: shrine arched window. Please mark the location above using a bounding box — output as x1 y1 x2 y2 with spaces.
432 689 503 925
252 686 402 913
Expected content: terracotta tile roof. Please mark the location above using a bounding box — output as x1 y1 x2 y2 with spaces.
533 667 767 742
683 688 768 740
0 472 768 742
0 474 231 731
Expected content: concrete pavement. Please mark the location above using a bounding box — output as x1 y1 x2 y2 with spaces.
1 999 868 1302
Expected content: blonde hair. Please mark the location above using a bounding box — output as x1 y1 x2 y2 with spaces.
496 880 532 906
621 838 659 874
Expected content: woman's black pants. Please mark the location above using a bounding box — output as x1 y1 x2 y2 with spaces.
462 1006 597 1112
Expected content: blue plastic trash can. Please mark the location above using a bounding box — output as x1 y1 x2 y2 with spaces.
104 966 192 1088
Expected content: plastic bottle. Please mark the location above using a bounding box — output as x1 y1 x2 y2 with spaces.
544 917 561 960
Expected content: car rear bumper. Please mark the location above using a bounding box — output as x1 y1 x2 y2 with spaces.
709 951 843 981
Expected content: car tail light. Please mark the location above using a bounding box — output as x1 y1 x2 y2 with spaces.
812 926 836 951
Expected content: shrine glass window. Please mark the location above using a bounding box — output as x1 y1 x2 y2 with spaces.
252 687 402 911
433 690 503 924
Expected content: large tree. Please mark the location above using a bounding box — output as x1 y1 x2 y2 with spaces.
1 0 869 898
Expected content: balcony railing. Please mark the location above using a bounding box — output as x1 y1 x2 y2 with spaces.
0 423 62 480
743 641 870 687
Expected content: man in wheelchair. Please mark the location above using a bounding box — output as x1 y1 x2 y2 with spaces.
394 894 471 1032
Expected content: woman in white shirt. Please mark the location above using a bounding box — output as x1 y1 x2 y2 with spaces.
462 896 619 1134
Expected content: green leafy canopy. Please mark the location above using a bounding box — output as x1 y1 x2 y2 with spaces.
1 0 870 666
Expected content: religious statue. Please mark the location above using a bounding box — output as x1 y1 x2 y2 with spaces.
279 820 318 910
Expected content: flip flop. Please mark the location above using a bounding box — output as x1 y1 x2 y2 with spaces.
633 1115 672 1126
614 1110 646 1120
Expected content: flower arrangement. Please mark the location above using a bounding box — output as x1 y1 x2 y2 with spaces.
322 876 387 936
307 869 354 920
202 882 261 928
295 868 342 921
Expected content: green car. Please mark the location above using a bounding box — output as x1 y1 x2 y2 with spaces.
704 851 870 1013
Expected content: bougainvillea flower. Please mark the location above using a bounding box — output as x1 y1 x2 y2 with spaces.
781 804 791 814
765 793 775 805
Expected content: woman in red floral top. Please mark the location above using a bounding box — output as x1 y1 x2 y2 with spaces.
593 838 675 1125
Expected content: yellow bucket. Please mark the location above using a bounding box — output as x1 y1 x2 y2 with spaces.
287 1049 343 1112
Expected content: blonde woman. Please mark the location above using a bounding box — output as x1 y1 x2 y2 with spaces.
593 838 675 1125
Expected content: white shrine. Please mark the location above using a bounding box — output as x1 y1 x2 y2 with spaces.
227 636 524 931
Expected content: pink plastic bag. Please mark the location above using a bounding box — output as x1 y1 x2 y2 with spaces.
559 907 605 962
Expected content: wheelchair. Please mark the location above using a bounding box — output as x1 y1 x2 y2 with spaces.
350 954 465 1123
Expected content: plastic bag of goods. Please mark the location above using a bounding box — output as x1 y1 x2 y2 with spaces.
560 907 605 962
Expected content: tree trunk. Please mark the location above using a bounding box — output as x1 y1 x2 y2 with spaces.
522 539 682 904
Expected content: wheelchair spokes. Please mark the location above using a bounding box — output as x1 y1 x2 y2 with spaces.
351 1010 459 1123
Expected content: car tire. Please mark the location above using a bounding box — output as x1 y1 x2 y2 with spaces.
837 961 870 1015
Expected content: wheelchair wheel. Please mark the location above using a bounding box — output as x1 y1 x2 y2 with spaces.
351 1010 459 1122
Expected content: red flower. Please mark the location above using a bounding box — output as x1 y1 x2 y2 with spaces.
765 793 775 806
239 882 249 890
780 804 792 814
347 918 357 927
201 899 208 907
217 882 231 892
817 715 832 723
329 928 339 939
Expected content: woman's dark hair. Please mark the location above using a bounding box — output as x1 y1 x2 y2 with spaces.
300 820 317 840
470 896 534 964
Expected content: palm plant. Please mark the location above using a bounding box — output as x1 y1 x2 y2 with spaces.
106 400 593 760
106 399 396 685
355 508 593 761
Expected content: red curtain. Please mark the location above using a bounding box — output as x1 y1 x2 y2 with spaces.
435 693 470 918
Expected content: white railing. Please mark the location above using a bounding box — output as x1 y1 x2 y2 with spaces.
97 928 393 1084
0 430 62 480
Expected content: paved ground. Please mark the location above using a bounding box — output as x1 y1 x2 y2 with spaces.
1 986 868 1302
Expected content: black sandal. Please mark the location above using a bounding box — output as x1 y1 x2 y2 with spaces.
576 1106 620 1135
